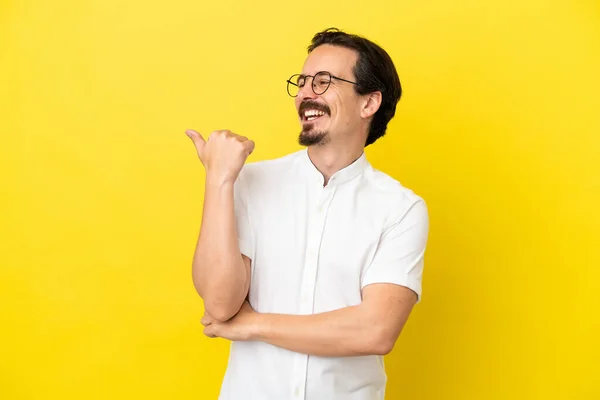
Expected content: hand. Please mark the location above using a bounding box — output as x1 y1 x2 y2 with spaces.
201 301 259 341
185 129 255 185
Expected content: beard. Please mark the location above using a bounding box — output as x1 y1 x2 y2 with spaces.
297 99 331 147
298 123 330 147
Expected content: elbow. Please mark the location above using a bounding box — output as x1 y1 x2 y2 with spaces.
367 328 398 356
204 299 242 322
372 339 395 356
191 265 249 322
192 277 240 322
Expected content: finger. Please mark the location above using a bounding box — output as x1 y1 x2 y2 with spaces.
231 133 247 141
244 139 255 155
203 325 217 338
200 315 212 326
211 130 231 139
185 129 206 153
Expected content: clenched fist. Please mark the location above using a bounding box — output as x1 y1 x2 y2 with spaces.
185 129 255 185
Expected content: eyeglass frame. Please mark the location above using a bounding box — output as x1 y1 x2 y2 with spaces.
286 71 358 97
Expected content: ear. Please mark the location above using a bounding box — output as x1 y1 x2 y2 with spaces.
360 91 382 119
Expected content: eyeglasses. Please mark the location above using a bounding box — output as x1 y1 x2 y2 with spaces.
286 71 358 97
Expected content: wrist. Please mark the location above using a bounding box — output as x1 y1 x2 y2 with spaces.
205 174 236 189
249 313 270 341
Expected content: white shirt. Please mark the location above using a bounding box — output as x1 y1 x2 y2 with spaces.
218 149 429 400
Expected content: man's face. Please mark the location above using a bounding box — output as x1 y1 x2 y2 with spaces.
295 44 362 147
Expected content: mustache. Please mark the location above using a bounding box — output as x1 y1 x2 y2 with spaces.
298 100 331 117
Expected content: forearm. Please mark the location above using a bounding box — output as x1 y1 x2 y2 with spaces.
192 179 248 321
252 305 392 357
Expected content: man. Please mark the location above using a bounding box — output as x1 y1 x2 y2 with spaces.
185 27 429 400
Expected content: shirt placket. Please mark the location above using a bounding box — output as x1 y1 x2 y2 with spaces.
291 184 336 400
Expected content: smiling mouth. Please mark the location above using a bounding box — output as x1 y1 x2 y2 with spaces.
302 109 328 122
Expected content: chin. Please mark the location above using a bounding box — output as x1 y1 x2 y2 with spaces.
298 127 330 147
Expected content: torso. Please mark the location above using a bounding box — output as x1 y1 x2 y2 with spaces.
219 149 424 400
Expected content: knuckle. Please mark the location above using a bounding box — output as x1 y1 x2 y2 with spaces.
211 130 229 137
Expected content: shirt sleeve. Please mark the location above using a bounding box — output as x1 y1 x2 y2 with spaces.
233 168 253 260
361 199 430 303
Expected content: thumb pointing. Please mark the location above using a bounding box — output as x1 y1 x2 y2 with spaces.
185 129 206 150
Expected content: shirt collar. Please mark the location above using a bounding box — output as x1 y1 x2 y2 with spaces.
299 148 369 187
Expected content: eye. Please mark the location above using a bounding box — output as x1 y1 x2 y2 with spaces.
295 77 306 87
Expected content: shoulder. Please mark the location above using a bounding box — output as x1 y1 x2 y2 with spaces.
362 165 429 225
237 150 304 188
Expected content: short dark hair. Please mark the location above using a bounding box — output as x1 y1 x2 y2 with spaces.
307 28 402 146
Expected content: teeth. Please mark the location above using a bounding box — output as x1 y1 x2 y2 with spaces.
304 109 326 118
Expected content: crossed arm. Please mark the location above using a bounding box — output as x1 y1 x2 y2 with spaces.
201 265 418 357
192 173 425 357
256 283 416 357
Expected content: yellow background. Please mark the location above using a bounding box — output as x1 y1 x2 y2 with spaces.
1 0 599 399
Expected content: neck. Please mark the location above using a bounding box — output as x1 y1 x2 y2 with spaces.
306 142 365 186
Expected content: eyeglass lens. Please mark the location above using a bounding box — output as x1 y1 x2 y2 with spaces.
287 72 332 97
